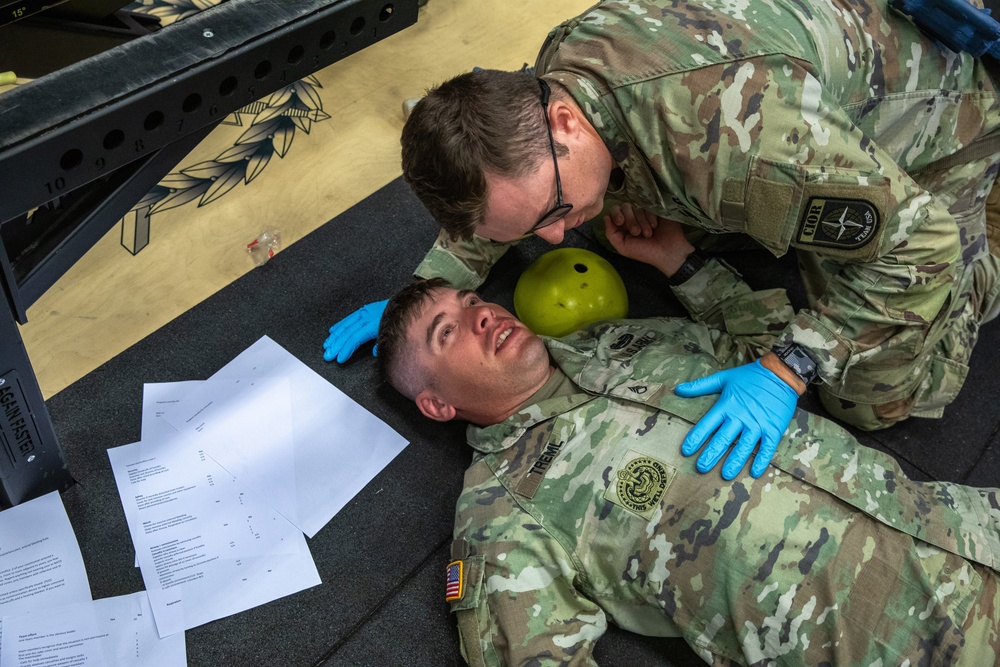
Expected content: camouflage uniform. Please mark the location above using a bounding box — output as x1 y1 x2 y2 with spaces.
447 260 1000 666
415 0 1000 430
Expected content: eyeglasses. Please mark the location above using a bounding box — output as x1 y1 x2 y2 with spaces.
518 79 573 240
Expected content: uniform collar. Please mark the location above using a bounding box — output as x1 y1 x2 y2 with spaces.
541 72 665 211
465 340 597 455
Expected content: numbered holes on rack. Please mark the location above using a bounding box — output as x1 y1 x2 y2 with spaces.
143 110 164 132
103 129 125 151
182 93 202 113
254 60 272 80
219 76 238 97
59 149 83 171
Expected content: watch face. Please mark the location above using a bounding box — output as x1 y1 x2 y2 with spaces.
775 345 816 383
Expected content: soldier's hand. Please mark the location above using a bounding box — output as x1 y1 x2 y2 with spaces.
605 202 658 237
323 299 388 363
603 207 693 275
674 360 798 479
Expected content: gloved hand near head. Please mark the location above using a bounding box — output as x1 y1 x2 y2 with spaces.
323 299 388 363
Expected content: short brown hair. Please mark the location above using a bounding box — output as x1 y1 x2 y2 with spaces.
400 69 556 241
377 277 452 399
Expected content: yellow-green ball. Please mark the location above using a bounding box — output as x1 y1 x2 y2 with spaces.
514 248 628 337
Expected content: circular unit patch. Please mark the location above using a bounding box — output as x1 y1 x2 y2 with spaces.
616 457 669 513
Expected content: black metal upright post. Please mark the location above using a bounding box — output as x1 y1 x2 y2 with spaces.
0 0 420 506
0 289 74 508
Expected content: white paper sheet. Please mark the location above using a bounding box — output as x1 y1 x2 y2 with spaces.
108 436 321 638
135 381 206 570
163 335 409 538
159 376 298 529
142 381 203 441
1 591 186 667
0 491 91 648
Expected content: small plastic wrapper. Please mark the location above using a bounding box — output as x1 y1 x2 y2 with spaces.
246 228 281 266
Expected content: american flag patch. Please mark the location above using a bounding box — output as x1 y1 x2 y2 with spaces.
445 560 464 602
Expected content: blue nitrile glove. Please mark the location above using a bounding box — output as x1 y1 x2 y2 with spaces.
323 299 388 363
674 360 798 480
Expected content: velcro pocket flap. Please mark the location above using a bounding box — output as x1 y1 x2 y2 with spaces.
448 555 485 612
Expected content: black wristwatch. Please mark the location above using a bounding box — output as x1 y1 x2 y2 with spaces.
772 343 819 386
666 250 707 286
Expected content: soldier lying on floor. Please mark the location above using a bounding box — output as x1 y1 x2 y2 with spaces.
375 261 999 665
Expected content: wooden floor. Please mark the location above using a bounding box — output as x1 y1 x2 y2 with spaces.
10 0 595 399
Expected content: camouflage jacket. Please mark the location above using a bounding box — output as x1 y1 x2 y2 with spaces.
416 0 1000 387
448 267 1000 665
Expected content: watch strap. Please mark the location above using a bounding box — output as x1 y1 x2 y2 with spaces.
667 250 707 286
772 343 818 385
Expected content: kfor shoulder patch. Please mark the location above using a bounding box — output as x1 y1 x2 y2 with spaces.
445 560 464 602
796 196 880 250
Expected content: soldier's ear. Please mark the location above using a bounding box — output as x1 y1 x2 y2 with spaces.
416 390 457 422
548 99 580 142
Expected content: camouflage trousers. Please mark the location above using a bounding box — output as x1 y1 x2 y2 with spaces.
963 564 1000 666
807 158 1000 431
